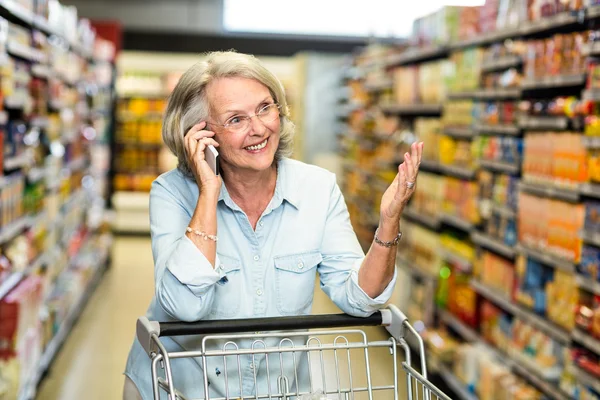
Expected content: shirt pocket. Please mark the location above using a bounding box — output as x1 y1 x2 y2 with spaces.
209 254 242 318
273 251 323 315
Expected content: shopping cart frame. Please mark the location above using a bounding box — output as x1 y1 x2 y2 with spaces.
136 304 452 400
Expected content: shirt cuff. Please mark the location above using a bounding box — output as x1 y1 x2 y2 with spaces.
347 260 398 312
166 235 223 293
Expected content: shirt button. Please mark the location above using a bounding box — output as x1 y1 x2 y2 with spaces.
297 262 304 269
259 220 264 226
256 289 263 296
254 255 260 261
250 363 255 369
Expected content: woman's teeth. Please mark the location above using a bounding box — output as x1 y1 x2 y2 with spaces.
245 139 267 151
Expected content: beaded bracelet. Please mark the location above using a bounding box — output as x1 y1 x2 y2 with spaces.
186 226 218 242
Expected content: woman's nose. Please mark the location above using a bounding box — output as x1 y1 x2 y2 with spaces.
247 115 267 135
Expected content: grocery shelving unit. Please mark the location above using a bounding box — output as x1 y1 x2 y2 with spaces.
340 4 600 400
0 1 115 398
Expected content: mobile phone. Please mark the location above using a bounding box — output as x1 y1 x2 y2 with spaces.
204 144 220 176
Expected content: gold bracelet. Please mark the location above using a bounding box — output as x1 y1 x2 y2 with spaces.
186 226 218 242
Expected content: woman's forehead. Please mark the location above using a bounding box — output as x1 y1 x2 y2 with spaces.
207 77 271 112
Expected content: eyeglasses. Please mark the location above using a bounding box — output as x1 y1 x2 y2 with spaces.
209 103 282 133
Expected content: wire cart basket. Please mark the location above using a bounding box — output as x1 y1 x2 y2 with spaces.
136 304 453 400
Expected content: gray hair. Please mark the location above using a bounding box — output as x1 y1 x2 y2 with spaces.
162 51 295 178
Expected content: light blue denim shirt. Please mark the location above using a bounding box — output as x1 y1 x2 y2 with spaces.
124 157 397 399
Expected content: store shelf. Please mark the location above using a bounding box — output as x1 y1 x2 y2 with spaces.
516 244 576 273
0 271 23 301
573 329 600 355
4 151 33 170
520 11 580 37
7 40 47 63
576 274 600 296
364 78 393 92
443 127 474 139
475 87 521 100
386 45 449 66
471 279 571 344
397 258 438 282
582 40 600 57
0 216 30 245
19 254 109 400
452 27 520 50
491 203 516 219
478 159 520 175
403 207 441 230
440 248 473 271
447 90 479 100
510 361 570 400
440 213 475 232
582 89 600 102
572 366 600 395
438 308 480 343
474 124 520 136
481 55 522 72
471 231 516 259
518 115 569 130
582 136 600 149
439 164 477 180
519 181 579 202
581 229 600 247
420 159 441 173
579 182 600 199
0 250 48 301
438 364 478 400
380 103 443 116
520 74 586 90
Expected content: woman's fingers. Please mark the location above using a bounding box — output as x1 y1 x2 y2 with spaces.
417 141 423 166
403 152 415 183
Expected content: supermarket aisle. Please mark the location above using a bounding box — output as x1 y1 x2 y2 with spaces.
36 237 402 399
36 237 155 400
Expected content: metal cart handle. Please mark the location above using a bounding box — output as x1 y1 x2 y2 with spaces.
137 305 408 355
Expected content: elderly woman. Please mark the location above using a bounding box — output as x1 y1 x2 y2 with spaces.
123 51 423 399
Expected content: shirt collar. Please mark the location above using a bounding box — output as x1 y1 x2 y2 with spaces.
217 158 301 210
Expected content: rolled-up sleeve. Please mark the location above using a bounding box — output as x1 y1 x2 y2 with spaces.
318 176 397 317
150 179 222 321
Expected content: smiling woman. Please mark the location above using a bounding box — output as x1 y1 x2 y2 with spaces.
122 50 423 399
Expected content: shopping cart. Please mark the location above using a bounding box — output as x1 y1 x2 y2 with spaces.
136 304 452 400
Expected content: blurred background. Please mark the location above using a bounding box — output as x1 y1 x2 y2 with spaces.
2 0 600 399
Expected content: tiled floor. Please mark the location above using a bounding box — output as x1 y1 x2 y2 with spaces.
36 237 408 399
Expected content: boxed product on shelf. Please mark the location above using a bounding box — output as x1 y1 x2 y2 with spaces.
576 289 600 339
440 231 476 266
479 170 519 211
443 100 475 128
0 175 25 229
402 221 443 277
528 0 583 21
442 177 481 224
447 263 478 327
476 251 516 298
0 274 44 397
414 118 442 163
439 136 475 170
473 136 523 166
410 6 462 47
410 171 444 218
518 193 585 262
572 348 600 383
495 0 528 30
447 48 483 93
476 101 519 126
524 32 588 80
511 318 566 379
392 61 447 105
522 132 587 186
579 244 600 282
515 255 578 329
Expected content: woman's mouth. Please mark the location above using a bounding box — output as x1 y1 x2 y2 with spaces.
244 138 268 152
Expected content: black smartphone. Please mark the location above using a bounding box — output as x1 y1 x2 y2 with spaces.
204 144 220 176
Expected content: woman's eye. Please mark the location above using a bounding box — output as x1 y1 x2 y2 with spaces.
228 116 242 125
258 104 271 115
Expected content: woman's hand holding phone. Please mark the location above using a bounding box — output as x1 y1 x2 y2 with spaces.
184 122 222 198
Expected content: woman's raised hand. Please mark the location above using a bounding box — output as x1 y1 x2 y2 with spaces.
184 122 222 197
379 141 423 223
